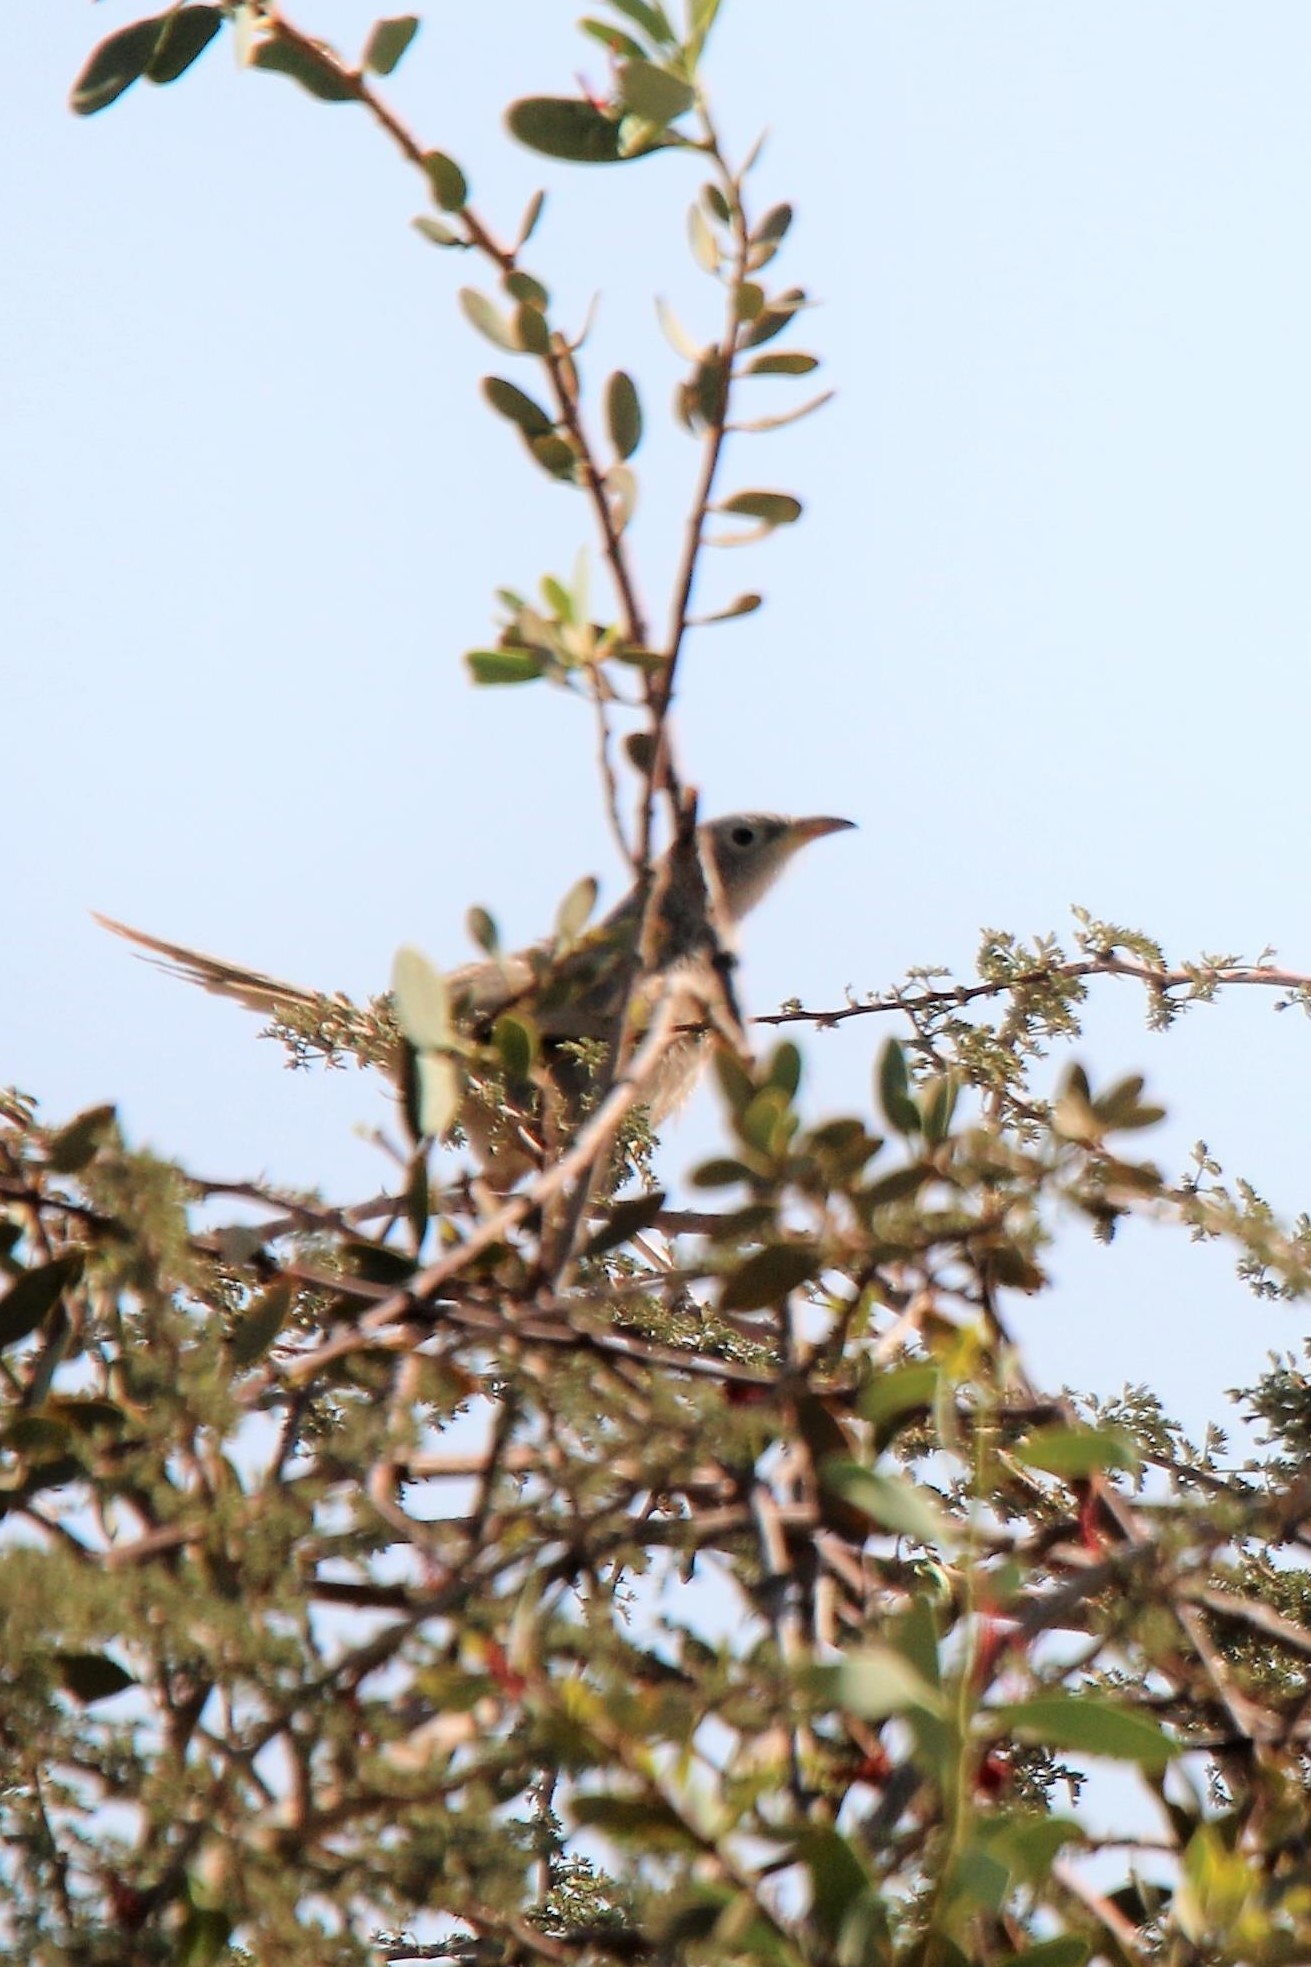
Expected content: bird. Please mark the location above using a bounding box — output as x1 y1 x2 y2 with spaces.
96 812 854 1163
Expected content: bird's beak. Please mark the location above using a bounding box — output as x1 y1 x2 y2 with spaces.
788 815 857 842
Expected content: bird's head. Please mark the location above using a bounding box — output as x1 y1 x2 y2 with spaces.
699 812 855 925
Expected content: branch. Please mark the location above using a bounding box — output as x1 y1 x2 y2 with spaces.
755 952 1311 1029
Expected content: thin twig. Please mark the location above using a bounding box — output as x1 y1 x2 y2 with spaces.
756 953 1311 1029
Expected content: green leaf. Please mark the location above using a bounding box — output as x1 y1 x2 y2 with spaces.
920 1071 959 1145
391 948 452 1050
894 1594 942 1688
819 1645 944 1720
415 1052 463 1139
856 1362 941 1435
737 1086 794 1158
467 907 499 956
347 1241 418 1287
231 1280 293 1369
793 1828 878 1946
821 1460 953 1545
56 1652 136 1704
505 269 549 308
46 1104 117 1174
458 288 521 352
687 203 720 273
482 377 554 437
877 1038 920 1135
147 7 223 85
507 97 624 164
583 1190 668 1258
466 648 546 685
526 433 577 481
515 189 547 248
1012 1425 1139 1479
0 1255 83 1351
617 58 693 124
363 15 419 75
70 16 165 115
554 875 599 947
605 371 643 460
492 1014 538 1084
948 1845 1011 1915
412 216 463 248
716 490 802 527
655 297 701 360
742 286 807 347
690 1157 755 1189
691 592 761 626
580 19 647 62
686 0 723 64
514 303 552 355
746 351 819 377
996 1694 1174 1769
177 1903 232 1967
1095 1073 1166 1132
765 1042 802 1099
720 1243 818 1312
753 202 794 246
572 1792 698 1850
247 35 356 102
606 463 638 531
609 0 677 46
422 149 468 211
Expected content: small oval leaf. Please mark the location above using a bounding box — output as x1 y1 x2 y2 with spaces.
467 906 499 956
877 1039 920 1136
247 35 356 101
364 15 419 75
605 371 643 460
231 1280 294 1368
482 377 554 437
459 288 521 352
423 149 468 211
554 874 599 948
412 216 463 248
56 1652 136 1705
416 1052 463 1139
507 97 624 164
493 1014 538 1083
820 1460 952 1546
466 648 547 685
717 490 802 527
746 352 819 377
720 1242 818 1312
147 7 223 85
391 948 451 1050
70 16 164 115
583 1189 668 1258
0 1255 83 1352
617 58 694 124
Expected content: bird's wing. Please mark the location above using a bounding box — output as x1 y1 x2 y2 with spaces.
93 914 331 1018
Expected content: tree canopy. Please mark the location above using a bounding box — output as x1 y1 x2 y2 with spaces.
6 6 1311 1964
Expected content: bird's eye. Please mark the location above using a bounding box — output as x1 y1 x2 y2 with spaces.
730 825 756 848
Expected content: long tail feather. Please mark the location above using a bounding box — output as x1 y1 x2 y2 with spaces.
93 914 329 1018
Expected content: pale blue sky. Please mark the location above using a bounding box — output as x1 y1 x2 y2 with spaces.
7 4 1311 1430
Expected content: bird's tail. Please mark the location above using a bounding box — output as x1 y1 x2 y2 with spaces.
93 914 332 1019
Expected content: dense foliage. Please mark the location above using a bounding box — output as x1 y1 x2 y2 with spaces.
7 6 1311 1963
